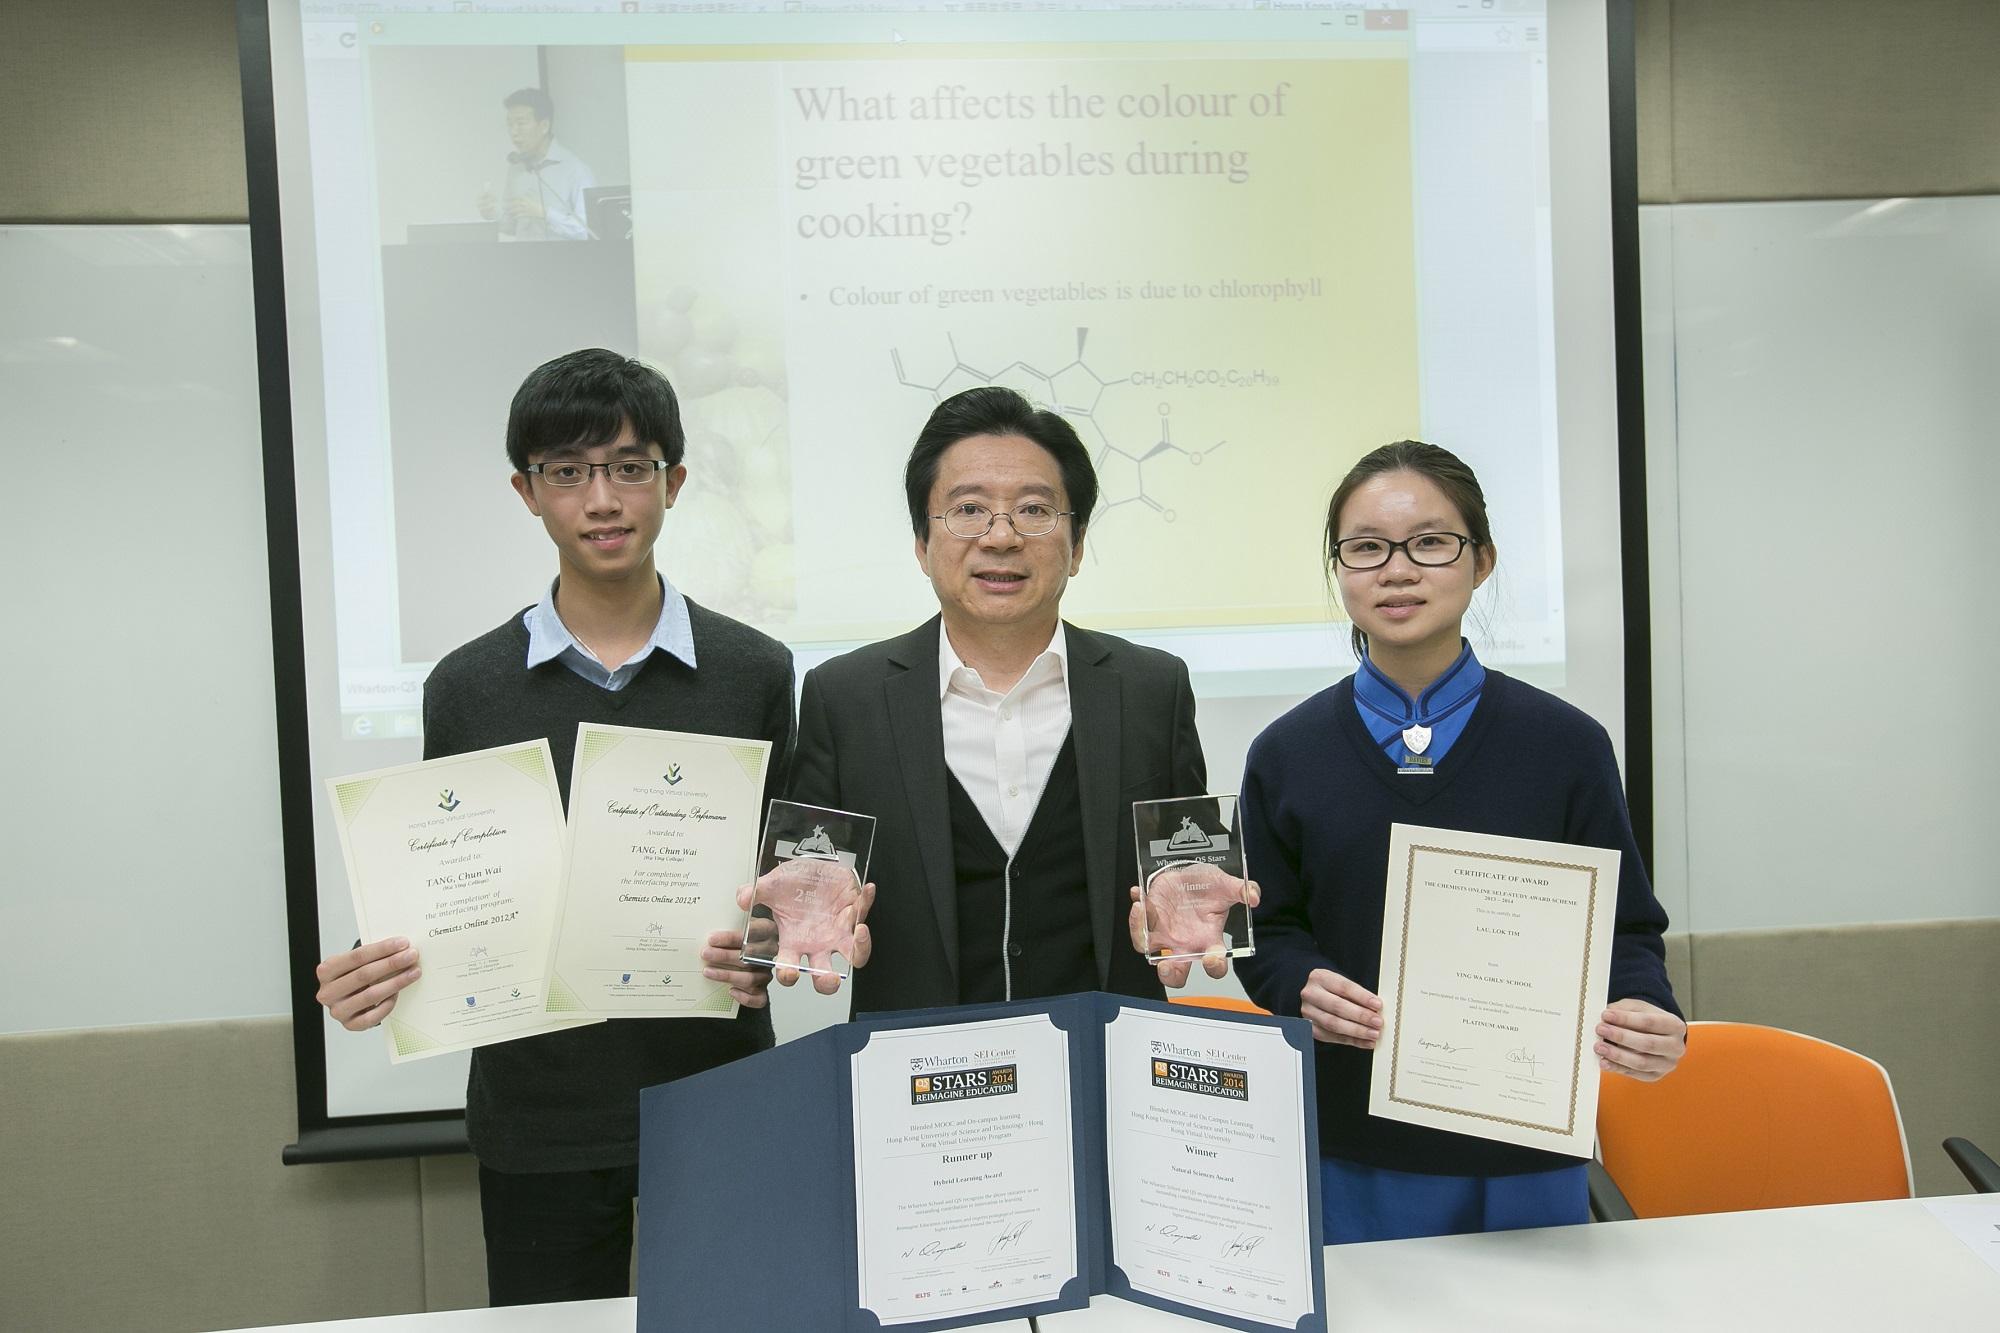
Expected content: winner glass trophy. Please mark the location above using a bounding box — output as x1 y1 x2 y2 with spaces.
1132 795 1254 965
740 800 876 981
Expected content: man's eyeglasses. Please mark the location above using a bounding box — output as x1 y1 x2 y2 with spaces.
1331 532 1475 570
931 503 1073 539
523 459 671 487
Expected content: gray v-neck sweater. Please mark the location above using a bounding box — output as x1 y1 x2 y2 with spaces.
422 600 794 1172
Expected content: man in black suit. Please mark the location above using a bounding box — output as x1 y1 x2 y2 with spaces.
790 386 1206 1014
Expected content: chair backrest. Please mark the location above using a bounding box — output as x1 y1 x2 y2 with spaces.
1167 994 1271 1016
1596 1021 1912 1218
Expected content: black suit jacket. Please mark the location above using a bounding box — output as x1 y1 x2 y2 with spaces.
791 616 1207 1015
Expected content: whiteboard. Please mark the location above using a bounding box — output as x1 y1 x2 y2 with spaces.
0 225 291 1035
1641 195 2000 932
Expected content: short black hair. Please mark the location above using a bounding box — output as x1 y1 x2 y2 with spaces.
903 386 1098 541
502 87 554 126
505 349 684 471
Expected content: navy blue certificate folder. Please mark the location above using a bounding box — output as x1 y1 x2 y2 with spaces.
637 992 1324 1332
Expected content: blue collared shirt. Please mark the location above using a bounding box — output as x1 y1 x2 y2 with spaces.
1353 641 1486 768
522 575 695 690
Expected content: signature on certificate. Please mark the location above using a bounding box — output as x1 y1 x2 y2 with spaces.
1505 1046 1543 1079
1415 1036 1469 1056
1145 1222 1206 1247
1221 1231 1265 1259
899 1238 967 1261
988 1218 1033 1255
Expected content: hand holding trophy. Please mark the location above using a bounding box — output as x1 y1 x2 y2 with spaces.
740 801 877 995
1131 796 1258 988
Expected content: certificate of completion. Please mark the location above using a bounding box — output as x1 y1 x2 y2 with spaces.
1369 823 1619 1154
1105 1008 1314 1328
326 740 597 1062
851 1015 1078 1325
547 723 770 1017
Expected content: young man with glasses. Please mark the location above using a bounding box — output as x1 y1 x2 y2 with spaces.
310 349 793 1305
790 385 1209 1014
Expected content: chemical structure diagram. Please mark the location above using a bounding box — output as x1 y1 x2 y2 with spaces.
891 328 1225 532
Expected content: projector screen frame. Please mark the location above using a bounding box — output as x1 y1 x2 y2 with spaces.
240 0 1654 1164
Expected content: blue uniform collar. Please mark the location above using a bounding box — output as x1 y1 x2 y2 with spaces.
1354 641 1485 758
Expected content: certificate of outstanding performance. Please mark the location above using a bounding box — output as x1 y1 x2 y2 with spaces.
852 1015 1078 1325
1370 824 1619 1155
326 739 596 1062
1104 1008 1314 1328
547 723 770 1017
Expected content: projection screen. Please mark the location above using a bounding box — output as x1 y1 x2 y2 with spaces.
246 0 1642 1156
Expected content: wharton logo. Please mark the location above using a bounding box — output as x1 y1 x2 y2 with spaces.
911 1063 1017 1105
621 973 633 985
1151 1057 1248 1101
663 764 684 787
464 995 477 1008
437 789 462 812
1150 816 1227 858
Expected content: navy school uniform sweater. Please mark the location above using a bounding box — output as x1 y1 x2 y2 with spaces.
1234 670 1679 1178
422 601 794 1173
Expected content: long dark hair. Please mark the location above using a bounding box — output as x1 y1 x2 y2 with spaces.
1323 440 1495 660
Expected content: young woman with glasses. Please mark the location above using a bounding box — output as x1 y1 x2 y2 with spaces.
1233 440 1687 1243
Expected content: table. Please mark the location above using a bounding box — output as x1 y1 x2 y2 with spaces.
1040 1196 2000 1331
220 1198 1997 1332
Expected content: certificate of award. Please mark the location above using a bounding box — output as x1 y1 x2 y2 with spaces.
1104 1007 1313 1329
325 740 598 1062
1369 823 1619 1155
546 723 770 1017
851 1015 1078 1326
1133 795 1255 965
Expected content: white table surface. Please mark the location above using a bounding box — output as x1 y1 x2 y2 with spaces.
221 1299 1035 1332
1041 1196 2000 1332
221 1197 1998 1332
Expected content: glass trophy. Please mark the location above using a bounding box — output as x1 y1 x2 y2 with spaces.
739 799 876 980
1132 795 1254 964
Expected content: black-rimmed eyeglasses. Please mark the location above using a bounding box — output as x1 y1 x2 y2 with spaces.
1332 532 1475 570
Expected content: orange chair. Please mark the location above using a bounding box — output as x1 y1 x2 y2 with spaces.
1593 1021 1912 1219
1168 994 1271 1016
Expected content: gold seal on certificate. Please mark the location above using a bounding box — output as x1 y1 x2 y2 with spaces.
545 723 771 1018
1369 823 1619 1155
1133 795 1255 965
739 799 876 982
325 740 598 1062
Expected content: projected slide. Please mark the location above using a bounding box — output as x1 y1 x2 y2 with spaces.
630 46 1417 641
301 5 1575 747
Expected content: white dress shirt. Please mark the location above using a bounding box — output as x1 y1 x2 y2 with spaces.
501 138 596 241
938 624 1073 857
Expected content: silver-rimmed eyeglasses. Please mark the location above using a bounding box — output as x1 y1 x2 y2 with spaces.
523 459 671 487
1332 532 1475 570
931 502 1074 539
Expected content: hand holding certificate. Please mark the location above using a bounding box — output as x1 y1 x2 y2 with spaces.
546 723 770 1017
1369 823 1618 1154
325 740 598 1061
